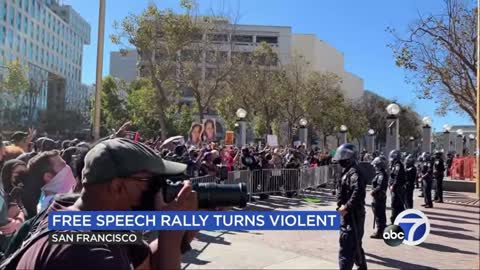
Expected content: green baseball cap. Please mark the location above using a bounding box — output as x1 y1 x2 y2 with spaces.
82 138 187 184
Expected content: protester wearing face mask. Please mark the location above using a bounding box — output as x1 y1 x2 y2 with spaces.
15 138 198 270
0 160 27 234
21 150 76 218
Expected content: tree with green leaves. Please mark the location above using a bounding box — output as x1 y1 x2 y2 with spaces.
358 90 421 149
93 76 128 136
388 0 476 122
276 54 309 143
0 61 29 97
111 1 208 139
220 42 282 136
301 71 346 147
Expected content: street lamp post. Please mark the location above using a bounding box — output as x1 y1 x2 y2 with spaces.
339 125 348 145
299 118 308 147
367 129 375 153
385 103 400 155
409 136 415 154
236 108 247 147
422 116 432 154
468 134 476 156
443 124 452 153
455 129 464 156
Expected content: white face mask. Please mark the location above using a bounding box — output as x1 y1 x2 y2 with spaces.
41 165 76 195
38 165 76 212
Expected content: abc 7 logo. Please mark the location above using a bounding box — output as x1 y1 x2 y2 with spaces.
383 209 430 246
383 225 405 247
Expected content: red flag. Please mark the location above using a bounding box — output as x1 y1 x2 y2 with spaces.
134 132 140 142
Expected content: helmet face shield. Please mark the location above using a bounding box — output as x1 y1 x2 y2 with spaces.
333 148 355 162
332 144 358 162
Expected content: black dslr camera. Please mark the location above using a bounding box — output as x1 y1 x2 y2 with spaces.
164 181 248 209
146 175 248 209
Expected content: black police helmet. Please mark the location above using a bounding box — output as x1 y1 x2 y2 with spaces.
332 143 358 162
371 157 386 170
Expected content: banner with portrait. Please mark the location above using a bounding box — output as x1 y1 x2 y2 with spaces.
202 119 217 143
187 122 204 146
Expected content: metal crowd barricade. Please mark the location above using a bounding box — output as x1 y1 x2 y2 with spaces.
226 170 252 193
190 174 218 185
299 166 331 191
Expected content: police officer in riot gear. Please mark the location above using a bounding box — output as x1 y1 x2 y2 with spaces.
404 155 417 209
388 150 406 224
370 157 388 239
433 151 446 203
420 152 434 208
417 155 424 196
333 144 367 270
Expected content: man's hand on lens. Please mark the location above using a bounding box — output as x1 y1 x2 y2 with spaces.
154 181 198 245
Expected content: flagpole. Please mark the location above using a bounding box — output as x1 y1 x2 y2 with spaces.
93 0 106 140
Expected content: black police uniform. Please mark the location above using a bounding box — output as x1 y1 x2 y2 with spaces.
421 160 434 207
389 160 406 224
433 157 446 203
404 164 417 209
337 164 367 270
370 168 388 236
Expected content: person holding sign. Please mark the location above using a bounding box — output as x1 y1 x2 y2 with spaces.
14 138 199 270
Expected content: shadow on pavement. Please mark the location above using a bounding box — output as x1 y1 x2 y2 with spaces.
430 230 479 241
428 206 480 215
443 202 480 208
427 215 479 225
247 195 312 210
195 232 231 245
430 223 471 232
418 242 478 255
182 250 211 267
421 210 476 220
219 230 263 235
365 253 438 270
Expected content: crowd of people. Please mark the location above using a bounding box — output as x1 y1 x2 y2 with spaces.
0 121 454 270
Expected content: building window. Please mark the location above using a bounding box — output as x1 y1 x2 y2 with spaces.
16 34 20 52
256 36 278 44
17 12 21 31
23 16 27 33
22 38 26 56
23 0 28 12
1 3 6 22
232 35 253 43
0 26 5 45
29 0 34 17
207 33 228 42
29 21 33 36
8 6 14 25
28 41 33 60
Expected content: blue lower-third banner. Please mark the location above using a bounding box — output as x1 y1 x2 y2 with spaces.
48 211 340 231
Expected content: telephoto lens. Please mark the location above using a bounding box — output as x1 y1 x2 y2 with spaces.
163 181 248 209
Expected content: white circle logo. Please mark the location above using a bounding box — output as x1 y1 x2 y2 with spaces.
394 209 430 246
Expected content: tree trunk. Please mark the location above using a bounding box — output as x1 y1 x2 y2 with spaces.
158 107 168 140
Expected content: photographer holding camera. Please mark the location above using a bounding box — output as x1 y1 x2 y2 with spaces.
12 138 199 270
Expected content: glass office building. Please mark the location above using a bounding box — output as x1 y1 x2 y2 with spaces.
0 0 90 120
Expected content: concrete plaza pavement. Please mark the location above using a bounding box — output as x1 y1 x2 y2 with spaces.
182 188 480 270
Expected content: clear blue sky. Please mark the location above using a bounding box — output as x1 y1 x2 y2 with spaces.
64 0 474 131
